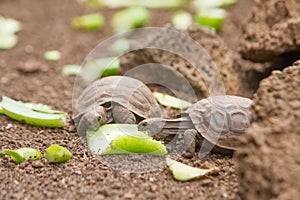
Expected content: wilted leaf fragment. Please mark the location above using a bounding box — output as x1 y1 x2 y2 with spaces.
110 39 130 54
86 0 186 9
153 92 192 109
166 157 218 181
195 8 227 32
72 13 104 31
0 16 22 34
81 57 119 82
45 144 72 163
44 50 61 61
62 64 81 76
1 148 42 164
87 124 167 155
112 7 149 33
0 33 18 49
0 102 3 114
102 135 167 155
171 10 193 30
1 96 67 128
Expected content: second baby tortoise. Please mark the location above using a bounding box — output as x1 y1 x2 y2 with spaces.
138 95 252 155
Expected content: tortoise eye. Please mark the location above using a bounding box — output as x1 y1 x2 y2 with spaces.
141 121 148 127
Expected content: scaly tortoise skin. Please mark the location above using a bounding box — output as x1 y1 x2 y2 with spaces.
73 76 163 139
138 95 252 155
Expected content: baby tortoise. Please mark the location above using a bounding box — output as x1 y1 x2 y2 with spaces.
138 95 252 156
73 76 163 138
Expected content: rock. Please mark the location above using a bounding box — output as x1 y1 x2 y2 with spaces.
239 0 300 62
235 61 300 200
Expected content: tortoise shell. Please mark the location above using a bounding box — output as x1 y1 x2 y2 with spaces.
185 95 252 152
73 76 163 125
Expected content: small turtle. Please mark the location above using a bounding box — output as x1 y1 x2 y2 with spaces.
73 76 163 139
138 95 252 156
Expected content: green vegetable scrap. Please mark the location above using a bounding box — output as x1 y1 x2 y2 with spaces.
153 92 192 109
0 102 3 114
195 8 227 32
80 57 119 82
87 124 167 155
111 7 149 33
72 13 105 31
45 144 72 163
62 64 81 76
86 0 186 9
1 96 67 128
192 0 236 9
44 50 61 61
1 148 42 164
166 157 218 181
0 16 22 50
110 39 130 54
171 10 193 30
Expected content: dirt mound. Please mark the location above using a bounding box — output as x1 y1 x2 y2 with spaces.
121 25 265 99
239 0 300 62
235 61 300 199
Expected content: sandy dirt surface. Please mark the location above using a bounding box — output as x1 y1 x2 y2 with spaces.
1 0 299 199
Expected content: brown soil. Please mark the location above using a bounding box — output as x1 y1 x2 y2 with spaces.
235 62 300 200
1 0 300 199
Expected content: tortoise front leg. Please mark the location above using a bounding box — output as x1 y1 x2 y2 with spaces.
167 129 197 158
77 105 107 139
112 104 136 124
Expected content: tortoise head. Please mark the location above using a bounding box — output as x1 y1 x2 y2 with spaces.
138 118 166 138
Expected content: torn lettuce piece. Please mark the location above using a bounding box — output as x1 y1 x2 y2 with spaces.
71 13 105 31
166 157 218 181
44 50 61 61
1 96 67 128
171 10 193 30
110 38 130 54
1 148 42 164
102 135 167 155
0 33 18 50
195 8 227 32
111 7 149 33
86 0 186 9
81 57 119 82
0 16 22 34
192 0 237 9
62 64 81 76
153 92 192 109
0 102 3 114
46 144 72 163
87 124 167 155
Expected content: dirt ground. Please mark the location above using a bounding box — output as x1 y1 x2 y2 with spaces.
1 0 299 200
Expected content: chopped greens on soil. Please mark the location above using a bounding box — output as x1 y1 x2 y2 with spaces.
110 38 130 54
62 64 81 76
111 7 149 33
0 148 42 164
71 13 105 31
0 102 3 114
195 8 227 32
1 96 67 128
153 91 192 109
44 50 61 61
0 16 21 50
45 144 72 163
81 57 119 82
166 157 219 181
171 10 193 30
87 124 166 155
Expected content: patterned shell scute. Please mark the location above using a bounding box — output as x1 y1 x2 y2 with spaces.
186 95 252 150
74 76 163 121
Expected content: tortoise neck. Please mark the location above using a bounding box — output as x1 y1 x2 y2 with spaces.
157 116 194 137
